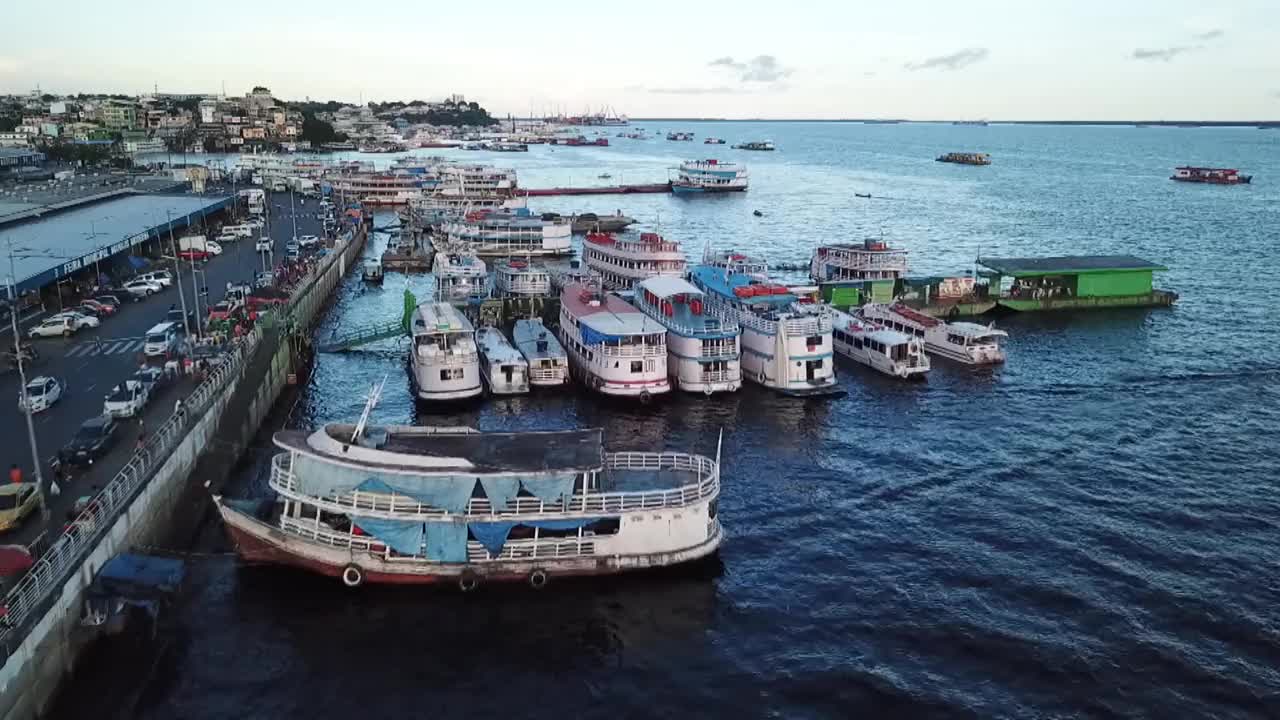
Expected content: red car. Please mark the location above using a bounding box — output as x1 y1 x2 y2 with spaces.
178 249 210 261
78 299 116 316
207 300 242 322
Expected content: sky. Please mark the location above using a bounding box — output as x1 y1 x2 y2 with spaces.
4 0 1280 121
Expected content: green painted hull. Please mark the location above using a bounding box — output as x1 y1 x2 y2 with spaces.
997 290 1177 312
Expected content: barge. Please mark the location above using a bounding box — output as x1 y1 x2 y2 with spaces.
977 255 1177 312
936 152 991 165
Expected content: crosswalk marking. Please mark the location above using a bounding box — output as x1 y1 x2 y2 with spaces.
66 338 145 357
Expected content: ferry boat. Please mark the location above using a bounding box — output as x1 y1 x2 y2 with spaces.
809 239 908 283
672 160 749 194
551 135 609 147
436 164 519 196
666 132 695 141
476 327 530 395
689 258 841 396
406 191 525 225
731 141 775 151
936 152 991 166
550 260 599 292
558 281 670 401
213 420 722 589
704 137 726 145
324 172 436 205
442 208 573 257
860 302 1007 365
494 258 552 297
582 231 687 290
513 318 570 386
408 302 482 401
635 276 742 395
432 248 488 302
361 258 384 284
1170 166 1252 184
830 309 930 380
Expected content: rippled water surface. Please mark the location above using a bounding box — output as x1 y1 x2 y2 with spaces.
60 123 1280 719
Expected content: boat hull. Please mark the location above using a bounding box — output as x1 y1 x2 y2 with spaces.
996 290 1177 312
672 184 748 195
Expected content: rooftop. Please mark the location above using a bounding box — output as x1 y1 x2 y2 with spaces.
978 255 1167 276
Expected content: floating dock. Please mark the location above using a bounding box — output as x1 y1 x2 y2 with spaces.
522 183 672 197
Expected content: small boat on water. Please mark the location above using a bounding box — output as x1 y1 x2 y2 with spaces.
731 141 775 151
859 302 1007 365
494 258 552 298
598 173 612 179
854 193 872 199
936 152 991 165
476 326 530 395
565 211 636 234
666 132 695 141
408 302 483 402
558 280 670 401
362 258 384 284
672 159 749 194
513 318 570 386
704 137 726 145
1170 166 1252 184
830 309 930 380
753 210 763 217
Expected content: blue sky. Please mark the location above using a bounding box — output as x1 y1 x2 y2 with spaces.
4 0 1279 119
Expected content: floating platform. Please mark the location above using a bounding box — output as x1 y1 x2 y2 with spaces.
522 183 672 197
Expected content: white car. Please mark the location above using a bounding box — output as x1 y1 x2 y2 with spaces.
255 236 272 253
103 379 149 418
123 279 163 298
48 311 100 330
296 235 320 249
137 270 174 288
18 376 62 413
245 219 264 231
28 316 77 338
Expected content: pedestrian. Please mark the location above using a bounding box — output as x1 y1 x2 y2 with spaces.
174 397 184 416
7 464 21 484
136 432 146 452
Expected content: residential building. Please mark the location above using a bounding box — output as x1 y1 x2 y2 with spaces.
100 100 139 130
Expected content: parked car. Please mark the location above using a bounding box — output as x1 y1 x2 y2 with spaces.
48 311 100 331
18 376 62 413
60 415 119 466
297 234 320 249
79 298 116 316
103 379 149 418
0 483 43 532
130 366 167 394
93 294 123 311
137 270 174 288
244 218 264 231
123 279 163 299
255 236 272 253
28 316 78 338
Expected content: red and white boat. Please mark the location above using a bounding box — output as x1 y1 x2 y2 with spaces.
582 231 687 290
558 281 670 401
1170 166 1252 184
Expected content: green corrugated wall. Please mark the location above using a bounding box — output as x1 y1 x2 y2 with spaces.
1075 271 1154 297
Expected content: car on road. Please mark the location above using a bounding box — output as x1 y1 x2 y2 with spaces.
28 316 79 338
103 379 149 418
244 218 264 231
49 311 100 331
0 483 44 532
123 279 163 299
165 308 197 333
93 295 123 312
60 415 119 466
177 249 211 261
137 270 174 288
297 234 320 249
207 300 242 323
79 298 116 316
255 236 272 253
18 376 63 413
130 366 167 395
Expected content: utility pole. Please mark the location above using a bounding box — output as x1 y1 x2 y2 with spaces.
289 188 298 242
5 244 52 497
166 211 192 336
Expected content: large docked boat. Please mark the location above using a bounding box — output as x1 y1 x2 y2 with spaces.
860 302 1007 365
830 309 931 380
582 231 687 290
672 160 749 194
476 327 530 395
809 239 909 283
214 421 722 589
436 164 518 195
689 255 841 396
432 247 488 301
324 172 437 206
1170 166 1252 184
405 191 526 226
442 208 573 257
558 281 671 401
494 258 552 297
634 276 742 395
513 318 570 386
408 302 482 402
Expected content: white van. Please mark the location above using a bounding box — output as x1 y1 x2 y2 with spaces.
222 224 252 239
143 321 179 357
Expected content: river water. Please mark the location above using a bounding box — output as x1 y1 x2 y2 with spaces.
57 123 1280 718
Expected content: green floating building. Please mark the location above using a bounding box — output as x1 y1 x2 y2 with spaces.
976 255 1177 312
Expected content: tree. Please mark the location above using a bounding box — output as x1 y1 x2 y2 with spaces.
300 114 347 144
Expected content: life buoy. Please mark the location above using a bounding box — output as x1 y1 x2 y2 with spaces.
528 569 549 589
458 570 480 593
341 564 364 588
639 390 651 404
703 385 714 397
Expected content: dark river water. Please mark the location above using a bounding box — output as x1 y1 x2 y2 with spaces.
56 122 1280 719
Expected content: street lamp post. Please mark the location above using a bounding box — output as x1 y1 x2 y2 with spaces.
5 245 53 497
165 210 192 337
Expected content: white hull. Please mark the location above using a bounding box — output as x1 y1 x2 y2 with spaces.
738 326 838 392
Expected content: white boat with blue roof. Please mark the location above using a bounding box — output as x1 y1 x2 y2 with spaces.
634 276 742 395
671 159 749 194
830 308 930 380
513 318 570 386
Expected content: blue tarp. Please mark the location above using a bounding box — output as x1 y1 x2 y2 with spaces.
468 521 517 557
297 456 476 513
479 477 521 511
94 553 185 596
425 521 469 562
352 516 424 556
581 326 623 346
522 476 577 508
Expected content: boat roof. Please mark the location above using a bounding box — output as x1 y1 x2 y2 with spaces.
561 282 667 335
690 265 796 307
978 255 1166 276
512 319 566 358
476 327 526 363
948 321 1009 338
638 275 703 299
412 302 473 335
278 425 604 474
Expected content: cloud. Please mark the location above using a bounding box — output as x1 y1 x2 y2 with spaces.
1132 45 1199 62
648 86 745 95
1193 29 1224 41
707 55 793 83
904 48 989 72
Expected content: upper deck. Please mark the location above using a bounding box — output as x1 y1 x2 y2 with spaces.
412 301 474 337
636 275 739 338
476 327 526 365
512 319 566 362
561 282 668 340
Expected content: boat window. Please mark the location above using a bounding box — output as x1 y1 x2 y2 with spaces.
853 338 863 349
630 361 643 373
806 335 822 346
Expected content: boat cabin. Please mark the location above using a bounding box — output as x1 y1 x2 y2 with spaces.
977 255 1176 311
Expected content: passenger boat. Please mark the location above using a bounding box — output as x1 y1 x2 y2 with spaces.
494 258 552 297
731 141 775 151
513 318 570 386
704 137 726 145
324 172 436 205
362 258 384 284
566 212 636 234
435 164 519 195
476 327 530 395
442 208 573 257
406 191 525 225
408 302 482 402
550 260 598 292
582 231 687 290
213 420 722 589
666 132 695 141
859 303 1007 365
830 309 930 380
936 152 991 165
635 276 742 395
672 160 749 194
689 257 841 396
1169 166 1252 184
551 135 609 147
809 238 908 283
432 248 488 302
558 281 670 401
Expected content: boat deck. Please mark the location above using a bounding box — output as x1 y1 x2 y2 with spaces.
602 467 703 493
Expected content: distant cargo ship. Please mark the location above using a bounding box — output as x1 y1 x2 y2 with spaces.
936 152 991 166
1170 166 1252 185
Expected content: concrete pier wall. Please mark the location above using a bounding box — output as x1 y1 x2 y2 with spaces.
0 225 366 719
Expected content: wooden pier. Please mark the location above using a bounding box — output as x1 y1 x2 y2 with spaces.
522 182 672 197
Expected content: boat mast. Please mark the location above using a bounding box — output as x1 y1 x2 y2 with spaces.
350 375 388 443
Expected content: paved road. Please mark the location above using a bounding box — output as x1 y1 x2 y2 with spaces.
0 191 327 549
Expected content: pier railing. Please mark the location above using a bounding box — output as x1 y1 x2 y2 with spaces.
269 451 719 520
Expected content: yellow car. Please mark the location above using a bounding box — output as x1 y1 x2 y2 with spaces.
0 483 43 532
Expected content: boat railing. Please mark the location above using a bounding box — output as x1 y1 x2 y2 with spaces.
597 343 665 358
699 368 737 383
278 516 599 562
635 297 740 338
529 365 567 382
417 348 479 366
814 248 908 272
269 451 719 520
